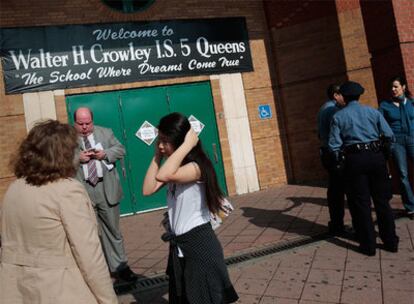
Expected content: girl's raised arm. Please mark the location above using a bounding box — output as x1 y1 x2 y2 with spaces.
142 149 165 196
156 129 200 183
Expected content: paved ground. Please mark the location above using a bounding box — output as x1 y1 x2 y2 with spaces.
117 185 414 303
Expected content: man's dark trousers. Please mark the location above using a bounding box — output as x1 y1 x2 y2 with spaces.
327 169 346 232
344 150 397 251
321 149 346 232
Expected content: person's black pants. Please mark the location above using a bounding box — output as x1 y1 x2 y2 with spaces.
321 149 347 231
344 150 398 251
327 169 346 231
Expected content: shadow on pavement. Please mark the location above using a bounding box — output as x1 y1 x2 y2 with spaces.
240 194 359 252
240 203 327 237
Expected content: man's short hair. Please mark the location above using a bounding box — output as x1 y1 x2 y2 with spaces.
326 84 341 100
74 108 94 122
339 81 364 96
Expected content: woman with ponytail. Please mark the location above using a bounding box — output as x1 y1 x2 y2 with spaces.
143 112 238 304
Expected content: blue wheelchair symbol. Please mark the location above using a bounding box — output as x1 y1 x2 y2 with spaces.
258 105 272 119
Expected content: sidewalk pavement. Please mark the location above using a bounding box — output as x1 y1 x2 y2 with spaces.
118 184 413 303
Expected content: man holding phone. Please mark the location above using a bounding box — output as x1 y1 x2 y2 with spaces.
74 107 138 286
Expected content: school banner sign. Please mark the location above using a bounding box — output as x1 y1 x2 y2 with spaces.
0 17 253 94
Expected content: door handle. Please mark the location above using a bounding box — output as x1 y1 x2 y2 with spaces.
212 143 218 163
120 158 127 178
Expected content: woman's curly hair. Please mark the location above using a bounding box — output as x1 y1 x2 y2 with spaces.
13 120 79 186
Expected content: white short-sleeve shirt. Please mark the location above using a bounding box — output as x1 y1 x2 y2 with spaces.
167 181 211 256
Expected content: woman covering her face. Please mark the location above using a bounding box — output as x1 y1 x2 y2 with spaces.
379 75 414 219
143 112 238 304
0 120 118 304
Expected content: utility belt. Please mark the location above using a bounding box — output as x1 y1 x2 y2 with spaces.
344 141 381 154
319 147 345 172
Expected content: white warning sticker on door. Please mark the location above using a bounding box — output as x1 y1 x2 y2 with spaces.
188 115 205 135
135 121 158 146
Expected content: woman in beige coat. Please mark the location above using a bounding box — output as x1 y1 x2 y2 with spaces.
0 120 118 304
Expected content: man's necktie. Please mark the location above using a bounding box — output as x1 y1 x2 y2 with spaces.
83 137 99 186
400 100 410 134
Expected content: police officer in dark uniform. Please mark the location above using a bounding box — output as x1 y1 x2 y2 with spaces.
328 81 399 256
317 84 348 235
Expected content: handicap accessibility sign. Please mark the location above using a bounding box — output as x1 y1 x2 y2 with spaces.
258 104 272 119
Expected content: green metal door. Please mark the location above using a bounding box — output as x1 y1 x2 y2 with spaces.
119 87 169 212
66 81 227 215
66 92 135 215
167 82 227 194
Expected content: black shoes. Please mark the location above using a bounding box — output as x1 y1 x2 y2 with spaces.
358 246 376 256
383 236 399 253
406 211 414 220
112 266 139 294
328 222 345 236
113 266 138 284
329 223 355 239
383 243 399 253
359 236 399 256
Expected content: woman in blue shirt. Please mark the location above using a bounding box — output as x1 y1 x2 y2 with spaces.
379 75 414 219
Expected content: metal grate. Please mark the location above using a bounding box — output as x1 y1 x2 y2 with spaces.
114 275 169 294
114 231 330 295
224 232 328 266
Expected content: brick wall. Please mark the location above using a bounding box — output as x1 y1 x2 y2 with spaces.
0 0 286 200
360 0 414 191
0 64 26 198
360 0 405 101
264 0 377 184
265 0 348 183
335 2 377 107
393 0 414 89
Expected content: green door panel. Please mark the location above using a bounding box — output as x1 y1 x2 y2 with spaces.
119 87 169 212
66 92 134 215
66 81 227 215
167 82 227 195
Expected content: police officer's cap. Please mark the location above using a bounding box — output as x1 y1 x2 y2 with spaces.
339 81 365 96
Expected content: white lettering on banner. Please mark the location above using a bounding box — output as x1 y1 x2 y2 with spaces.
188 59 216 70
90 44 103 64
138 63 182 74
49 68 93 83
96 66 131 78
90 43 151 64
2 19 253 94
21 72 44 85
155 39 175 58
9 49 70 70
72 45 87 65
93 27 158 41
218 57 240 67
196 37 246 58
161 26 174 36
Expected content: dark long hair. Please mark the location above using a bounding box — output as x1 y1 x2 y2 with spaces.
158 112 224 214
390 75 412 99
13 120 78 186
